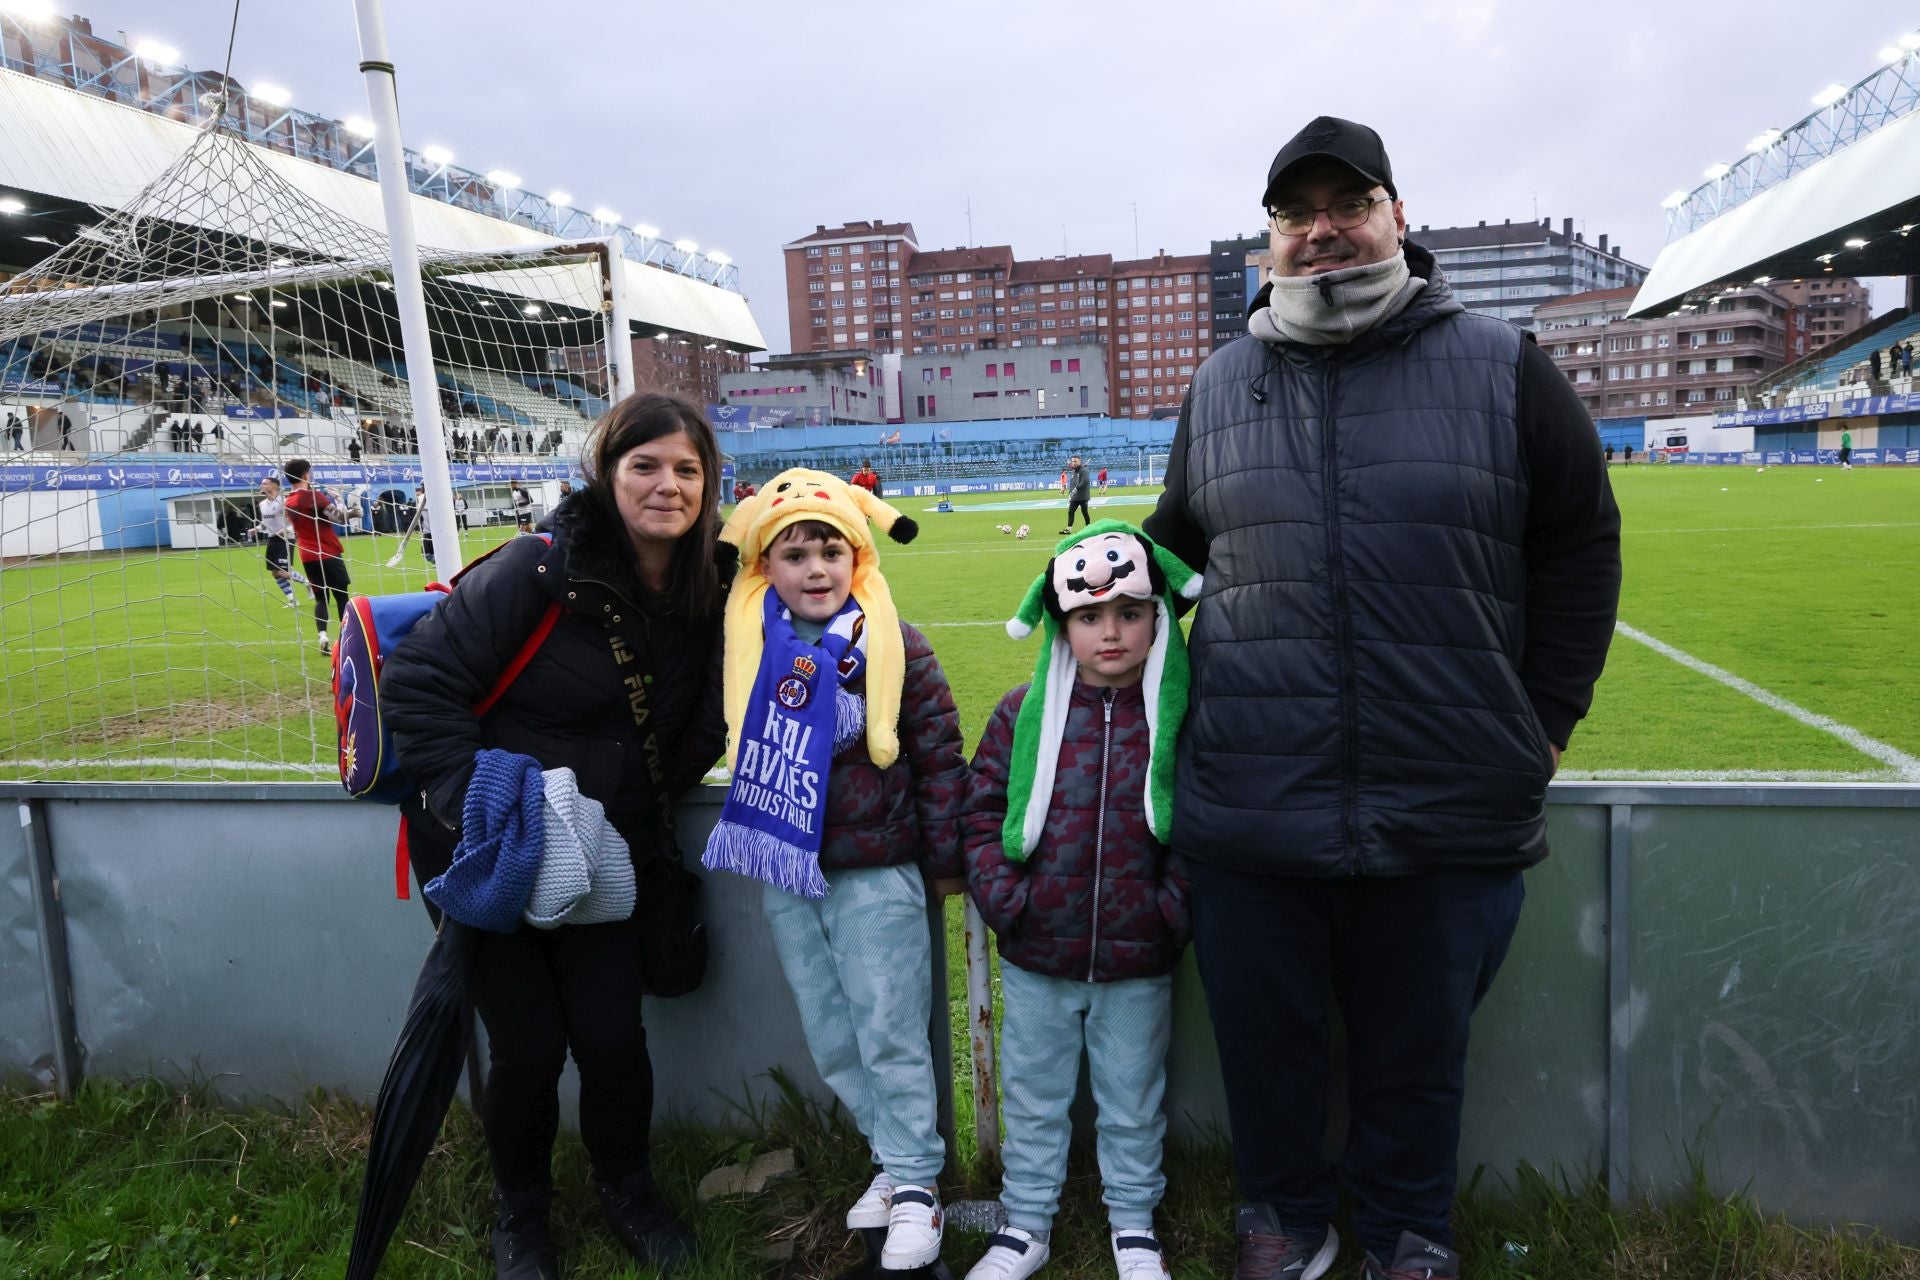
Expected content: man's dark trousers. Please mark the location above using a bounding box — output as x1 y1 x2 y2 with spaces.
1189 858 1525 1260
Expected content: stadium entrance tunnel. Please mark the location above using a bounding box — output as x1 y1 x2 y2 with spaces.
372 488 409 533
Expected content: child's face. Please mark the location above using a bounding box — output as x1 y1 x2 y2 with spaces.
1066 597 1155 688
762 528 855 623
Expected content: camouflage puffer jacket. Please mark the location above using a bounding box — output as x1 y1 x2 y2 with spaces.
818 621 967 879
964 680 1191 982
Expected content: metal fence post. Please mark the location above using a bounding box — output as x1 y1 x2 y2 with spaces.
1606 802 1634 1206
19 799 83 1098
963 896 1001 1168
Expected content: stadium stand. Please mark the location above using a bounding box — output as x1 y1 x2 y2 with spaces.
1748 308 1920 408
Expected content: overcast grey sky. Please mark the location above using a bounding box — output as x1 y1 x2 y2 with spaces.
72 1 1914 348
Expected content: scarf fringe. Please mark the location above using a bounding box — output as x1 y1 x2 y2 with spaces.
834 686 866 756
702 820 830 900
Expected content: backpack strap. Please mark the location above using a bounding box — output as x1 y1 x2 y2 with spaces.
473 601 563 717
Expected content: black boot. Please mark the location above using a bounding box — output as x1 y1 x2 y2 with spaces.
491 1184 560 1280
596 1170 696 1273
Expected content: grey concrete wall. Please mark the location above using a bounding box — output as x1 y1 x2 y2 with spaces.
902 342 1108 422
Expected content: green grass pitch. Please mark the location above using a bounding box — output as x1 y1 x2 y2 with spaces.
3 466 1918 782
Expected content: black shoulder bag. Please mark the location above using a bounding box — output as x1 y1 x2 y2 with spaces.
622 645 710 998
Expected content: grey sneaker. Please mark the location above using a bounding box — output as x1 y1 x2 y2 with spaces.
1362 1230 1459 1279
1233 1204 1337 1279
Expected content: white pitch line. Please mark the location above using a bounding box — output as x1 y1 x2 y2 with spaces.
1625 520 1920 536
1557 768 1900 782
3 756 332 774
1615 621 1920 780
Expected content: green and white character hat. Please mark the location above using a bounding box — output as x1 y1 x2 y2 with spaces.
1002 519 1203 860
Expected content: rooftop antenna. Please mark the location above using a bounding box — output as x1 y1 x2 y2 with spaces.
1132 202 1139 258
1061 224 1068 256
966 196 973 247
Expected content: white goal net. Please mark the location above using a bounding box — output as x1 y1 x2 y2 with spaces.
0 115 621 781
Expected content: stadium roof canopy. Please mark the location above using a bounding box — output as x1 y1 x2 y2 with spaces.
0 68 766 352
1630 57 1920 317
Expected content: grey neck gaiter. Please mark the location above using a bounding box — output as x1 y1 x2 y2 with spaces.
1250 252 1424 346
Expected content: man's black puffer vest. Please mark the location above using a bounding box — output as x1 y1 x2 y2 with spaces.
1169 249 1552 876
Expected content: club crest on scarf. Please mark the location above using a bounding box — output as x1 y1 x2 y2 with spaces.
703 591 870 898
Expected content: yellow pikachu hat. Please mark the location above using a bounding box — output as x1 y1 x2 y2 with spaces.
719 468 920 768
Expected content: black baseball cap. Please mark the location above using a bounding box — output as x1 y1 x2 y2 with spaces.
1263 116 1397 208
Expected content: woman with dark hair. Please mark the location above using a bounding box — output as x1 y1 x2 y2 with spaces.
382 391 727 1279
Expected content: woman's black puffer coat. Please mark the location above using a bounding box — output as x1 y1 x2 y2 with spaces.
382 491 725 883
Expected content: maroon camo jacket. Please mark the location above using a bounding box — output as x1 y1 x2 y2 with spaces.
818 621 967 879
964 679 1191 982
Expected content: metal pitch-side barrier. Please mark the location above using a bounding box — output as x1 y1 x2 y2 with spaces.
3 780 1918 1240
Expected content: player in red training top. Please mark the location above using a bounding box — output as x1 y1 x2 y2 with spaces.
282 457 352 656
850 458 881 497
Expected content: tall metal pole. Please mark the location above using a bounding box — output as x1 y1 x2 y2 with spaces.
351 0 463 573
604 244 637 402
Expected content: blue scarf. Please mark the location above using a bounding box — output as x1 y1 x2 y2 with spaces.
424 748 546 932
703 592 868 898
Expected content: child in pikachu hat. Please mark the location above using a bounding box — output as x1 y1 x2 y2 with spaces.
702 467 967 1269
960 519 1202 1280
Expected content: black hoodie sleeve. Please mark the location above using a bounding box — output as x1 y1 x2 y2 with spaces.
383 537 553 827
1142 387 1208 581
1516 339 1622 749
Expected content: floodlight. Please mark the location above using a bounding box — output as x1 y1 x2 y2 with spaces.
1 2 58 23
271 257 293 266
674 239 698 253
485 170 521 189
1811 83 1848 106
133 39 180 64
1879 45 1903 62
709 250 732 265
1753 276 1771 284
343 116 375 139
522 304 542 316
0 197 25 215
253 81 291 107
232 294 253 302
478 300 495 307
1816 253 1835 263
1745 129 1781 152
422 145 454 166
1901 31 1920 51
655 331 670 340
591 207 621 224
1661 190 1689 209
547 190 572 206
632 223 660 239
1844 237 1868 248
1702 162 1731 180
270 300 288 309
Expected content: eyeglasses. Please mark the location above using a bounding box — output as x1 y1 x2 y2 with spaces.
1266 195 1391 237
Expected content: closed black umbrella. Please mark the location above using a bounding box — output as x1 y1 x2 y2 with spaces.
346 918 481 1279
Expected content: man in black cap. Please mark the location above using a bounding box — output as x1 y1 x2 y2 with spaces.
1145 117 1620 1280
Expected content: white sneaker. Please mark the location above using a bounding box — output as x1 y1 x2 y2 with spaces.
879 1183 943 1270
846 1168 895 1230
317 636 330 656
965 1225 1048 1280
1111 1228 1170 1280
282 594 298 607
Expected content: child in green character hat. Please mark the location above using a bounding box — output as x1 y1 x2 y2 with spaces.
961 519 1202 1280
